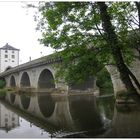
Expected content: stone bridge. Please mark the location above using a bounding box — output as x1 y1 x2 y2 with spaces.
106 49 140 96
0 53 98 94
0 49 140 96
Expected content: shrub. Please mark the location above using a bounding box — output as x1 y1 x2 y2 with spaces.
96 67 113 94
0 80 6 89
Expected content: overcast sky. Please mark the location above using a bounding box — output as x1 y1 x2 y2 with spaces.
0 1 54 64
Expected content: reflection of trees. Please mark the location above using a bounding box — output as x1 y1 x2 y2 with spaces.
102 104 140 138
97 97 115 120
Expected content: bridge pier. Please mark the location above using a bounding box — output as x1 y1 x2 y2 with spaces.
105 65 127 97
105 49 140 98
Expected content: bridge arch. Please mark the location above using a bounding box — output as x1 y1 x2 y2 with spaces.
10 75 16 87
38 69 55 89
20 72 31 87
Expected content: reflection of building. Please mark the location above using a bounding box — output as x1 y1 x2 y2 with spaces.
0 103 19 132
0 43 20 72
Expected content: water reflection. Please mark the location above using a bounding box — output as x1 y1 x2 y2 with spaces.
20 94 30 110
3 90 140 138
0 103 19 132
97 96 115 120
69 95 103 131
101 103 140 138
10 93 16 104
0 100 58 138
38 93 55 118
2 91 116 138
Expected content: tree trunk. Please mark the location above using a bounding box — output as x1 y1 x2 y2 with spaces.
135 2 140 29
126 67 140 90
97 2 138 97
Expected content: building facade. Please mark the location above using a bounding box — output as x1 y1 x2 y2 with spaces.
0 43 19 72
0 104 19 132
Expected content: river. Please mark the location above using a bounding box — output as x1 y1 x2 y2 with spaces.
0 91 140 138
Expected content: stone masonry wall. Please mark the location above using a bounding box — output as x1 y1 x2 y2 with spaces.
105 49 140 97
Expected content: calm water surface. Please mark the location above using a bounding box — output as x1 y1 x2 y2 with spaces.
1 92 140 138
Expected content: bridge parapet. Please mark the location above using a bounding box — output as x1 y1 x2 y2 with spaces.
0 53 62 77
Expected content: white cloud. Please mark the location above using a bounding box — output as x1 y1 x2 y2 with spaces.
0 2 54 64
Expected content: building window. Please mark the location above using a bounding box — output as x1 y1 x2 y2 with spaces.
5 118 8 122
11 55 15 59
5 54 8 58
5 50 8 53
12 50 14 53
5 60 7 62
12 60 14 62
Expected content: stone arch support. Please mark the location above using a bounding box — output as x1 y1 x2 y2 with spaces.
105 65 127 97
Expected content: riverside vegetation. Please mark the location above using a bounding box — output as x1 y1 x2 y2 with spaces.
0 80 6 99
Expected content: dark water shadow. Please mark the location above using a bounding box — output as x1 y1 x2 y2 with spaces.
20 94 30 110
37 93 55 118
68 95 104 135
10 93 16 104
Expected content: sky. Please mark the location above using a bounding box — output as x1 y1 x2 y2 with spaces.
0 1 54 64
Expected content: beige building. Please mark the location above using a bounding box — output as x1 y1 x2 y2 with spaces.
0 43 19 72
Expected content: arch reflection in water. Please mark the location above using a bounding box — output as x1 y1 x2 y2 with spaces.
20 94 30 110
68 95 103 131
38 93 55 118
0 101 54 138
10 94 16 104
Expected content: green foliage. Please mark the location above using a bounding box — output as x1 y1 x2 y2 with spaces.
55 49 103 85
96 67 113 94
0 80 6 89
35 2 140 85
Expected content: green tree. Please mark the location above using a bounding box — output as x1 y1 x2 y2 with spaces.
36 2 140 99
